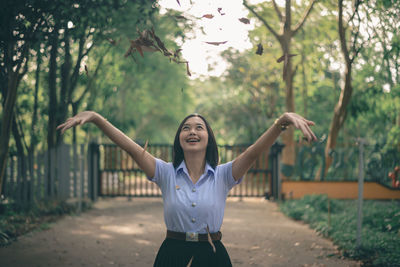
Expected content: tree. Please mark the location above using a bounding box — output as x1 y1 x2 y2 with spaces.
243 0 316 178
0 0 55 194
324 0 365 174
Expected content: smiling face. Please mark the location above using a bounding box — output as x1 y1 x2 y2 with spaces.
179 116 209 153
173 114 219 169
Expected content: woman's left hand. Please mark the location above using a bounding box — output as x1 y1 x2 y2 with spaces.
277 112 318 142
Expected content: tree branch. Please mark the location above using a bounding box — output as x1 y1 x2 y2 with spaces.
272 0 283 22
338 0 350 65
292 0 317 36
243 0 280 40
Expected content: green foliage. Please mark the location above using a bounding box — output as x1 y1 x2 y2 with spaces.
280 195 400 266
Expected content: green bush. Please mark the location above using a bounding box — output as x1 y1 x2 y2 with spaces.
279 195 400 266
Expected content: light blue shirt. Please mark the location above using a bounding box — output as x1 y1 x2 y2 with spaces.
148 158 243 234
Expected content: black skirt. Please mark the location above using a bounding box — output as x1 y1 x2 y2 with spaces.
153 238 232 267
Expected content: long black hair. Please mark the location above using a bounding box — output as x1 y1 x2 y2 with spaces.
172 114 219 169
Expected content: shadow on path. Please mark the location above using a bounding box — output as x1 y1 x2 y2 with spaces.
0 198 360 267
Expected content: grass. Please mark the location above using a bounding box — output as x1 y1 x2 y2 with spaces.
0 199 92 246
279 194 400 267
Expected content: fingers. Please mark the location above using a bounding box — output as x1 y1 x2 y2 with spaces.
56 118 82 134
282 113 317 142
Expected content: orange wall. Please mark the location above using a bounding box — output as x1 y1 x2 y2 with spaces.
281 181 400 200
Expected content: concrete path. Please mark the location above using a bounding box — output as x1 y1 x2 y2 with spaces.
0 198 360 267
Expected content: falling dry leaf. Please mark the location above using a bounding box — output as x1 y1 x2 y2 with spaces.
185 62 191 76
142 140 148 154
176 0 181 6
124 28 191 76
206 226 216 253
84 65 89 76
202 14 214 19
107 38 117 46
238 17 250 24
174 48 182 59
217 8 225 16
256 43 263 55
205 41 227 46
175 15 187 20
186 256 193 267
276 54 298 63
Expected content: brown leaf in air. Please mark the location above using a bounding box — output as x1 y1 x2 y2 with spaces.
175 15 187 20
150 28 172 56
84 65 89 76
202 14 214 19
206 226 216 253
205 41 227 46
238 17 250 24
217 8 225 16
107 38 117 46
125 28 191 76
256 43 263 55
276 54 298 63
174 48 182 59
185 62 191 76
136 44 144 58
176 0 181 6
186 256 193 267
142 140 148 154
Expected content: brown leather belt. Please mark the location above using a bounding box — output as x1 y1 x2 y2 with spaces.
166 230 222 242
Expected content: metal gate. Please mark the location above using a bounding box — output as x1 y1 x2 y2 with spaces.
95 143 282 198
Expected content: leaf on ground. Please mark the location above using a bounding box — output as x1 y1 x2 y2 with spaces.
238 17 250 24
205 41 227 46
202 14 214 19
276 54 298 63
256 43 263 55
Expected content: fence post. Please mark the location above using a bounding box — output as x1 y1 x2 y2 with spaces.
88 142 99 201
356 138 366 249
270 143 284 200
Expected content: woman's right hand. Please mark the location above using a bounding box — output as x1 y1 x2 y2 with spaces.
57 111 98 134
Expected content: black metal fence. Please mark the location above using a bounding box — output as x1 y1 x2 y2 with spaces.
291 139 400 188
2 143 98 209
97 143 284 198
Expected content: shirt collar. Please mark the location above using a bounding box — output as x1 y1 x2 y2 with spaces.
176 160 215 178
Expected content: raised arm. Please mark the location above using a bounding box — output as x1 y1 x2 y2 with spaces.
57 111 156 178
232 112 317 181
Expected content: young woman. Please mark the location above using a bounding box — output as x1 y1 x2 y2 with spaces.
57 111 317 267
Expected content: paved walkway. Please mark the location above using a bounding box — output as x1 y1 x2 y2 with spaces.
0 198 360 267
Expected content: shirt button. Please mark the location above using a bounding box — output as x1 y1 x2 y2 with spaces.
191 202 196 207
192 188 196 192
191 218 196 223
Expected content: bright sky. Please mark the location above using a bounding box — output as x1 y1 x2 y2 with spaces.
158 0 255 78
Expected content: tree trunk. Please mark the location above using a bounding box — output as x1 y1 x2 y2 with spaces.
324 0 354 175
47 26 59 151
244 0 316 179
325 65 353 174
0 71 19 194
57 27 71 146
28 48 41 158
280 37 296 178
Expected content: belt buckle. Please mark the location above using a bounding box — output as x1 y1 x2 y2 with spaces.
186 232 199 242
